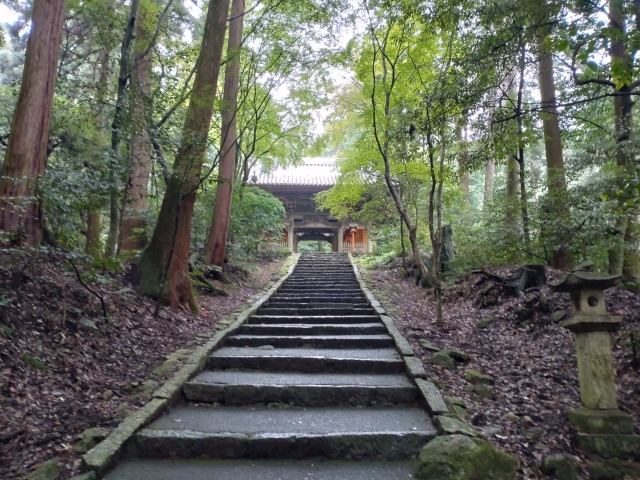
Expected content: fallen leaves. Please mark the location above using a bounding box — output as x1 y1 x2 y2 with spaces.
0 253 285 478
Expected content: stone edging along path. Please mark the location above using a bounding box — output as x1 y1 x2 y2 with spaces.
80 254 301 478
347 253 449 416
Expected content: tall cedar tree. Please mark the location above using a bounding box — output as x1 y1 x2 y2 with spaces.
207 0 245 265
0 0 67 247
139 0 230 312
120 0 156 251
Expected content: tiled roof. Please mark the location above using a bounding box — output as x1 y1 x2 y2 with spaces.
252 158 339 187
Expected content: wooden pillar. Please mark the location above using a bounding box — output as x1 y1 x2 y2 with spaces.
366 221 372 253
287 219 294 251
351 230 355 252
337 225 344 253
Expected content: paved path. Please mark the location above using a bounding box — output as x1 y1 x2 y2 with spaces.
106 253 435 479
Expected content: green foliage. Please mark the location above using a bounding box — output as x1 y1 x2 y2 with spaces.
226 187 285 262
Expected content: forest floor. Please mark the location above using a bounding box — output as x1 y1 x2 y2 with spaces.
364 263 640 480
0 252 286 479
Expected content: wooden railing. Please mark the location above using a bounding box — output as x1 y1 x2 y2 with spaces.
343 241 367 253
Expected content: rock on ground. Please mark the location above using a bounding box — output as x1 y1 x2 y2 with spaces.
414 434 517 480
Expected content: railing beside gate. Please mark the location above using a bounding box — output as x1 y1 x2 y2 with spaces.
343 241 367 253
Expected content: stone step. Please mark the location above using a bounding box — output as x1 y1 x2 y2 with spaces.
268 296 368 303
225 334 394 349
239 323 387 336
278 282 362 293
277 289 363 295
104 459 418 480
248 315 380 325
280 280 357 284
208 347 404 373
135 406 435 461
270 293 367 298
183 371 418 406
265 302 372 309
257 307 375 316
286 273 355 276
280 280 360 291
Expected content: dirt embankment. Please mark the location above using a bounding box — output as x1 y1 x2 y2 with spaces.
0 253 286 478
365 265 640 480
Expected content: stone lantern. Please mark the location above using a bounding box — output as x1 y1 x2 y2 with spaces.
549 271 640 459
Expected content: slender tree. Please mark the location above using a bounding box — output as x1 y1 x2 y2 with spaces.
139 0 230 312
0 0 67 247
207 0 245 265
537 4 571 268
86 46 111 256
105 0 141 257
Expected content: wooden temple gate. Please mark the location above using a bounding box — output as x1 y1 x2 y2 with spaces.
253 158 372 254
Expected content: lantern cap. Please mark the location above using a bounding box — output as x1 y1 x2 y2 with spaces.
548 272 622 293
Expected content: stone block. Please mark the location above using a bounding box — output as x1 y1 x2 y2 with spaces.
473 384 495 400
83 398 167 473
442 349 469 362
542 453 580 480
430 351 456 369
415 435 516 480
465 369 494 385
404 356 427 379
568 407 634 434
433 415 480 437
577 433 640 461
575 331 619 409
419 339 441 352
26 459 61 480
589 458 640 480
415 379 448 415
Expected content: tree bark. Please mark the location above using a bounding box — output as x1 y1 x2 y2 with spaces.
105 0 141 258
483 160 494 211
457 122 470 206
515 55 530 250
0 0 66 248
119 0 155 252
506 155 519 235
86 45 111 256
139 0 230 312
537 6 572 268
206 0 245 265
505 75 520 238
608 0 638 280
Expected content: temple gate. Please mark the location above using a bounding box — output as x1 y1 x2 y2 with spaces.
252 158 371 253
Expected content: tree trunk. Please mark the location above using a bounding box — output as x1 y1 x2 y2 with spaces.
207 0 245 265
483 160 494 211
457 122 470 206
608 0 638 281
119 0 155 252
428 132 446 326
86 45 111 256
537 8 572 268
400 217 408 274
105 0 141 258
516 54 531 250
537 39 566 192
0 0 66 248
139 0 230 312
506 155 519 235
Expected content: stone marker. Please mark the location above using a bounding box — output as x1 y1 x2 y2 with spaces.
549 269 638 458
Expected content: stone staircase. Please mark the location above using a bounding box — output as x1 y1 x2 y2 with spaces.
105 253 436 479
